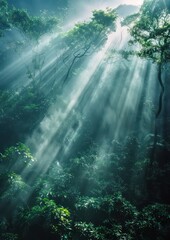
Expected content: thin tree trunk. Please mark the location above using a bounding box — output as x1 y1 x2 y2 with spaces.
146 63 165 202
156 63 164 118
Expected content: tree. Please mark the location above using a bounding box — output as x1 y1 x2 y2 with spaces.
130 0 170 200
0 0 10 36
19 198 71 240
130 0 170 118
0 0 58 40
65 8 117 50
61 8 117 86
0 143 35 174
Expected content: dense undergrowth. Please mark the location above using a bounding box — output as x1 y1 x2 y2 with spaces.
0 135 170 240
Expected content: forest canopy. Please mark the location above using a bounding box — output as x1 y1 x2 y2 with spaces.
0 0 58 39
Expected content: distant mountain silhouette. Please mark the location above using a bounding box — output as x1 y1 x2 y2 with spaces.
115 4 140 18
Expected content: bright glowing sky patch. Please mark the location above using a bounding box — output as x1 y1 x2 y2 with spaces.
121 0 144 5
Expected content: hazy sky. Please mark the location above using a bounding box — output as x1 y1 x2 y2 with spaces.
8 0 144 11
69 0 144 8
67 0 144 23
8 0 144 23
68 0 144 12
121 0 144 5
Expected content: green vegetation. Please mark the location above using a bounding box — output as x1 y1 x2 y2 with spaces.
0 0 170 240
0 138 169 239
0 0 58 39
0 85 52 150
130 0 170 64
121 13 139 26
130 0 170 118
64 9 117 50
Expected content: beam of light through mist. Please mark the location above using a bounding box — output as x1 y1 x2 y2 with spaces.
25 33 116 178
1 2 169 233
0 31 59 88
1 9 158 201
0 18 82 89
23 19 158 186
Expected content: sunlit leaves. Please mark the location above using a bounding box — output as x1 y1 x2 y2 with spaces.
64 9 117 51
75 195 170 239
20 198 71 238
75 194 138 240
92 8 117 31
76 196 101 210
130 0 170 63
0 143 35 173
75 222 99 240
0 137 169 239
0 173 28 201
129 0 170 119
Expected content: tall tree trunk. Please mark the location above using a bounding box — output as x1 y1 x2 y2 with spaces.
152 63 164 161
151 63 164 163
146 63 165 202
156 63 164 118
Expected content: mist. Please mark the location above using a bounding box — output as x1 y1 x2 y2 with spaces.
0 1 170 240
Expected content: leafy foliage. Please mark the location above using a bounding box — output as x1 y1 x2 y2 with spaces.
121 13 139 26
0 138 169 239
130 0 170 63
0 0 58 39
0 143 35 173
0 145 33 222
64 9 117 50
10 9 58 40
0 1 170 240
134 204 170 240
0 85 52 150
19 198 71 239
129 0 170 118
0 0 10 36
0 233 19 240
